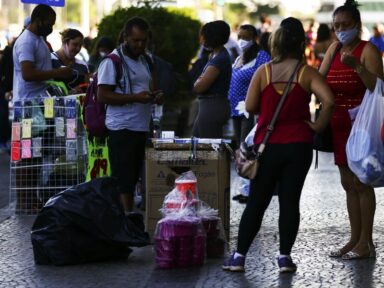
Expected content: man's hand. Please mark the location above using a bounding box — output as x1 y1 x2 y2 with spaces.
135 91 154 103
152 90 164 105
56 66 73 79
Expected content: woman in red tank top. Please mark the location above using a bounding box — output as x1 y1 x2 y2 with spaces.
320 0 383 260
223 17 334 274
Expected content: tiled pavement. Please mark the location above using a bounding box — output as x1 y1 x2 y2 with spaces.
1 152 384 288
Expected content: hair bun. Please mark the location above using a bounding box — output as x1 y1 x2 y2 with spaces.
344 0 360 8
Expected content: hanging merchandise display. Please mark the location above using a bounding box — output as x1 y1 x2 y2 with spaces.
9 95 87 215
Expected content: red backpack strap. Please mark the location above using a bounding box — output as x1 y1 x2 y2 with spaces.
106 53 123 85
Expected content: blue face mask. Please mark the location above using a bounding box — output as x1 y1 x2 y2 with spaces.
336 27 358 45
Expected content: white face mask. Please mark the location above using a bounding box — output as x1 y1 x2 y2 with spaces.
238 39 252 51
335 27 359 45
99 52 107 58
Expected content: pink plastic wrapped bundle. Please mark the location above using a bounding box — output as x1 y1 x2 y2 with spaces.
192 233 206 266
197 202 228 258
160 188 200 217
202 217 220 239
177 236 193 267
155 217 206 269
155 255 175 269
156 218 200 239
155 238 178 258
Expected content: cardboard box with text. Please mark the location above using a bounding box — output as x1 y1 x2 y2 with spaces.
145 147 230 239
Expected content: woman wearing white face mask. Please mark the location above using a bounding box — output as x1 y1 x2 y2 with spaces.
51 28 90 93
228 26 271 203
229 26 271 150
320 0 383 260
88 36 115 73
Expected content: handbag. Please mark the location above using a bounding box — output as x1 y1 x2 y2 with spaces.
313 104 333 152
313 43 342 153
31 99 47 137
235 61 301 179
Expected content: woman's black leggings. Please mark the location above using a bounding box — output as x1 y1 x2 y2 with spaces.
236 143 313 255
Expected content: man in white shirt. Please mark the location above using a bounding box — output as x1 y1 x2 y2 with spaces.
13 4 72 102
98 17 163 214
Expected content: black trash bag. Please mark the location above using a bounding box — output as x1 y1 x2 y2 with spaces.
31 177 150 266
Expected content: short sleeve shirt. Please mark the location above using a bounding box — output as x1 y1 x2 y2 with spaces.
369 36 384 52
228 50 271 116
12 29 52 102
97 48 152 132
201 48 232 97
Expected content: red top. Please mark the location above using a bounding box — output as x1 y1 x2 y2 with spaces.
326 41 367 113
254 64 313 144
326 40 367 165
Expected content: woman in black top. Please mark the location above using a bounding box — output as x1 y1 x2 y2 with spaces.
51 28 90 94
192 20 232 138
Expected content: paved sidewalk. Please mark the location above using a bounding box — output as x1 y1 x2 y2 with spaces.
1 152 384 288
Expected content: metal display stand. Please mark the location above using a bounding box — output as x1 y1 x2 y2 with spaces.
9 95 87 215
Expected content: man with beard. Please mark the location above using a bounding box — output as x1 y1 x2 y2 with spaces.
13 4 72 102
98 17 163 214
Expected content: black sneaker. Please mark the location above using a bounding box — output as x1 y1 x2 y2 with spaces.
277 256 297 273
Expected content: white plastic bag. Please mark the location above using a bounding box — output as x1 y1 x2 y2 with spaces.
346 78 384 187
244 123 257 146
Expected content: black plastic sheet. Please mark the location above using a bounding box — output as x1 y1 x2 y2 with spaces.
31 177 150 265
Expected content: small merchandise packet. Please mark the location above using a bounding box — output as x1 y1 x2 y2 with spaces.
13 101 23 121
44 98 54 118
55 98 65 117
11 141 21 162
12 122 21 141
66 140 77 161
23 101 33 118
55 117 65 137
66 118 76 139
65 98 76 119
22 119 32 139
32 137 42 158
21 139 32 159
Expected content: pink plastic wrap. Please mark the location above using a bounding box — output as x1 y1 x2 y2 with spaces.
197 201 228 258
154 217 206 269
175 170 198 198
159 171 201 217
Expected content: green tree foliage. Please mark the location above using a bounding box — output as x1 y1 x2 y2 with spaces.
97 7 201 74
66 0 81 24
223 3 249 28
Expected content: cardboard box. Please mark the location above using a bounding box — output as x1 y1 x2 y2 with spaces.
145 146 230 239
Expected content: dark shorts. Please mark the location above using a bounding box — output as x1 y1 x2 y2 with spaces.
108 129 147 195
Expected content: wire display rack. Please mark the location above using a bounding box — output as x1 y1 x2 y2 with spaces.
9 95 87 215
